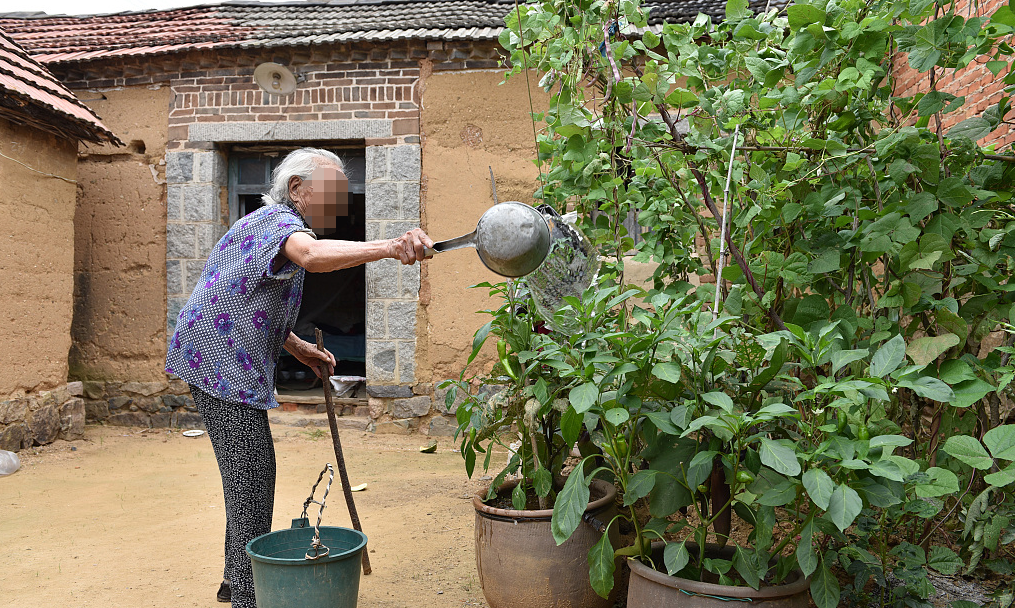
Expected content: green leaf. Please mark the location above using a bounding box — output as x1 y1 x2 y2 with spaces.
756 479 799 506
984 464 1015 487
947 117 991 141
907 334 960 366
760 438 801 476
702 391 735 413
787 3 826 28
987 60 1008 76
868 459 906 482
552 467 590 545
951 379 996 409
810 560 841 608
939 359 976 384
687 450 717 489
624 470 658 506
918 91 957 116
803 468 834 509
928 546 964 575
870 335 906 377
569 383 599 414
937 177 974 208
906 192 939 221
830 349 868 375
827 484 863 531
588 532 616 599
897 376 954 402
870 435 914 449
644 411 679 435
796 520 818 576
984 425 1015 460
755 402 798 418
561 404 582 446
512 480 526 510
604 407 630 425
733 547 762 590
809 249 841 274
916 467 960 498
534 466 552 497
725 0 751 21
664 540 691 575
468 321 493 365
652 362 682 383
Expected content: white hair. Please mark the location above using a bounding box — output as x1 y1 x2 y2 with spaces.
262 147 344 207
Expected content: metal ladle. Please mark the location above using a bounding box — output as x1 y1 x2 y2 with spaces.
424 201 551 278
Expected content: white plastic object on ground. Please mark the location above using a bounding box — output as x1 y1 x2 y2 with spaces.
0 449 21 476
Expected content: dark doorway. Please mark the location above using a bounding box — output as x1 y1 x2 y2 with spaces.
228 145 367 388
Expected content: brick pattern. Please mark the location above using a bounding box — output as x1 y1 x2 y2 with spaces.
891 0 1014 149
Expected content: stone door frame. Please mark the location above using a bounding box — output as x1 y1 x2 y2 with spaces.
165 119 421 389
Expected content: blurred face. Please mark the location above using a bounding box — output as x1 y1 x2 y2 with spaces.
290 162 348 233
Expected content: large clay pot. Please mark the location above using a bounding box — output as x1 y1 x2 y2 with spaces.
627 542 811 608
473 478 618 608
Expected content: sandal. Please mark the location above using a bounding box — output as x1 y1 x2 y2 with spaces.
217 581 230 603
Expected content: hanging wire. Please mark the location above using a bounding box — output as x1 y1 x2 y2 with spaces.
0 150 77 184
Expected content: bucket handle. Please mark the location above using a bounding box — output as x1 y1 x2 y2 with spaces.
300 463 334 560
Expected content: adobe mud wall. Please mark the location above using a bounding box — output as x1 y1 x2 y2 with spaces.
71 86 170 383
418 69 550 385
0 118 77 396
0 118 86 451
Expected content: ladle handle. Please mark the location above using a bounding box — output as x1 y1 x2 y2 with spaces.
423 231 478 257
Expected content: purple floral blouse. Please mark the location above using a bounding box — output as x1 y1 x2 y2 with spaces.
166 204 315 409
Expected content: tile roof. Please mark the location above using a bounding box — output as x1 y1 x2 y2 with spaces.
0 28 119 143
0 0 785 64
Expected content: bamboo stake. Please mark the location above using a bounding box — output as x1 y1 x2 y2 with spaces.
712 125 740 328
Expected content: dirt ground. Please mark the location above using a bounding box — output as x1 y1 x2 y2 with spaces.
1 412 491 608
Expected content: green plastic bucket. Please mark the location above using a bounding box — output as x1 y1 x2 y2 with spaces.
246 523 367 608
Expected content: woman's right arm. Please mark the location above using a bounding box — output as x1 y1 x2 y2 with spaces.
281 228 433 272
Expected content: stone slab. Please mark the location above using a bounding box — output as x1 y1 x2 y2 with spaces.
391 396 431 418
190 120 393 143
427 415 458 437
58 398 85 441
29 405 60 445
373 418 417 435
366 384 413 399
106 412 152 428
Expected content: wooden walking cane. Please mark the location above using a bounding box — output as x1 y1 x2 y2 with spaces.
315 327 372 575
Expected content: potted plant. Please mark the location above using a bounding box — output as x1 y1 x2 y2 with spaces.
495 0 1015 600
440 278 620 608
546 288 958 608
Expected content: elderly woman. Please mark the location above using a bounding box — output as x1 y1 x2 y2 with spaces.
166 147 432 608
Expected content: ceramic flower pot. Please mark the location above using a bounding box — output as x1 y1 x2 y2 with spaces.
473 478 619 608
627 542 811 608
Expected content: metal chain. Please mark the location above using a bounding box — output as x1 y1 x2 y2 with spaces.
303 463 334 560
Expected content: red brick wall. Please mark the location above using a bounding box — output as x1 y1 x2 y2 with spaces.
892 0 1014 150
48 40 505 150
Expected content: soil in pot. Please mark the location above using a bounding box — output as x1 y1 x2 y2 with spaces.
627 542 811 608
474 478 620 608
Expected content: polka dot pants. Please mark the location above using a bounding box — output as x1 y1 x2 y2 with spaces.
191 386 275 608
